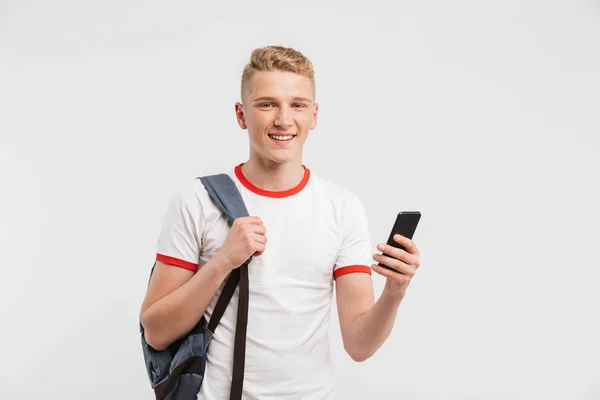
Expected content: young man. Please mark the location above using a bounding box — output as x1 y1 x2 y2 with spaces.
140 45 421 399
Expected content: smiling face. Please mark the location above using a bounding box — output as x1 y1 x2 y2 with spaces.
235 70 319 167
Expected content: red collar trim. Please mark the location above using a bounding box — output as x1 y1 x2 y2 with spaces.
234 163 310 198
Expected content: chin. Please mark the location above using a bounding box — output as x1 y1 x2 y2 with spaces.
269 156 295 165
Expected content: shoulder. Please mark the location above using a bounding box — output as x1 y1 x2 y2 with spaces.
168 178 207 208
166 173 229 219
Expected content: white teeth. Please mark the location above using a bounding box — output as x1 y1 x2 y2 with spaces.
270 135 293 141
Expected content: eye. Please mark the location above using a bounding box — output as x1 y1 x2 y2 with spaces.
260 103 275 108
292 103 307 108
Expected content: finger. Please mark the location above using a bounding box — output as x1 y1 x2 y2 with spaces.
253 238 267 256
236 216 259 224
373 254 414 276
240 216 262 225
371 264 411 283
378 250 420 271
252 233 267 245
377 242 410 264
394 234 419 256
251 224 267 235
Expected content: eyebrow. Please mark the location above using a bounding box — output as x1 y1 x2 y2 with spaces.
253 96 313 104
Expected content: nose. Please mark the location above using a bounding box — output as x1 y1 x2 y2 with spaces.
274 107 292 128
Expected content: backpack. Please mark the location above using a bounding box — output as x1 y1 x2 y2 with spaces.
140 173 251 400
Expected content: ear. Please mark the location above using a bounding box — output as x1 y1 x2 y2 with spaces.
310 103 319 130
235 102 247 129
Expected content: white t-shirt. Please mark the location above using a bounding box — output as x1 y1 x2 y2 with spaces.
155 163 373 400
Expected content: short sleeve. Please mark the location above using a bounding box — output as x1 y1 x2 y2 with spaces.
155 181 205 272
333 195 373 280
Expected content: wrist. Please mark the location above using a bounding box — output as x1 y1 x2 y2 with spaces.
382 286 405 304
209 253 236 275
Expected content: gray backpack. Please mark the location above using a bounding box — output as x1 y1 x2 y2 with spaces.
140 173 250 400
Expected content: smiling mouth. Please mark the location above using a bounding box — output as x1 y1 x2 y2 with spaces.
268 134 295 141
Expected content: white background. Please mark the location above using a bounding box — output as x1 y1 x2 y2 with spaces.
1 1 599 399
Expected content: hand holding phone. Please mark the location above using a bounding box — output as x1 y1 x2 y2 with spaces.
378 211 421 273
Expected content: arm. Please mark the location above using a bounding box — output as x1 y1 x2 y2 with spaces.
140 183 223 352
140 257 231 351
140 214 267 352
336 235 421 362
335 273 403 362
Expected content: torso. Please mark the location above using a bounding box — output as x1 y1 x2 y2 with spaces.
156 164 372 400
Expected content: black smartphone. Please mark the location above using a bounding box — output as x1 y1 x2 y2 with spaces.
378 211 421 273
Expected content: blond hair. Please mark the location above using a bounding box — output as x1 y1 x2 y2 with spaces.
241 45 316 101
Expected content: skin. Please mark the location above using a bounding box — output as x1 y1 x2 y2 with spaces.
234 70 318 192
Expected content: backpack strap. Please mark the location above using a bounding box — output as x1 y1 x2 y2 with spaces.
199 173 250 223
198 173 249 400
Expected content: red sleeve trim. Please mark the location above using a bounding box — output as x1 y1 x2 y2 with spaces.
334 265 372 280
156 254 198 272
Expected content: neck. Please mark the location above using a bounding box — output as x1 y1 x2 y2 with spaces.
241 157 305 192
